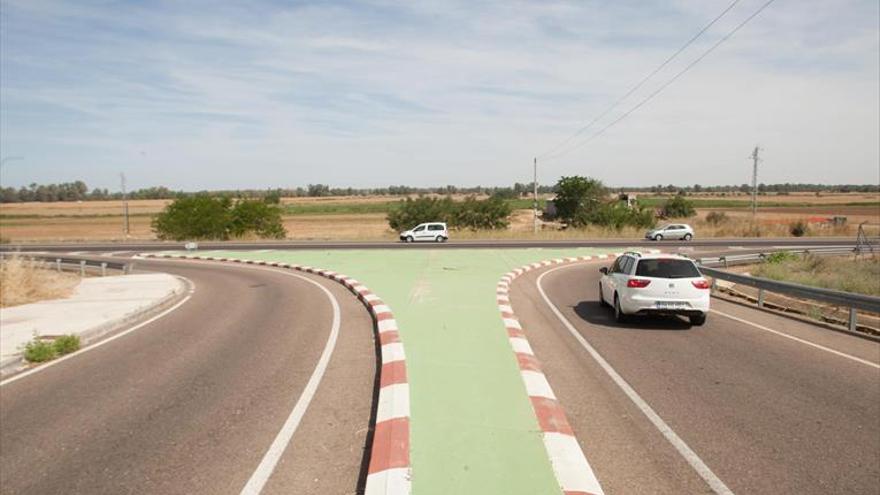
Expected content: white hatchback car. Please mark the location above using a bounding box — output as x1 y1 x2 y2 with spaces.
399 222 449 242
598 252 710 325
645 224 694 241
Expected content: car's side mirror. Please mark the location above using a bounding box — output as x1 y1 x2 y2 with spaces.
599 267 608 275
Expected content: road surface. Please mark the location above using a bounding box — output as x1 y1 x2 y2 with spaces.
509 261 880 494
0 236 872 253
0 259 376 495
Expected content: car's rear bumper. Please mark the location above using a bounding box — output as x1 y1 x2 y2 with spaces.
621 294 710 315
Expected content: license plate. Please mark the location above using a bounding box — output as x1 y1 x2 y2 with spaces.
656 301 687 310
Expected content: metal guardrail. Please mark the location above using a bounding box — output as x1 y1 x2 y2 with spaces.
698 247 858 268
697 247 880 332
0 254 132 277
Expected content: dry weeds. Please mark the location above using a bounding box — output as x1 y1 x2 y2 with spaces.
0 256 80 307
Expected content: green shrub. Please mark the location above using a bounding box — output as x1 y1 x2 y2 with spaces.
588 202 655 231
230 199 286 239
765 251 798 264
53 334 81 355
387 196 513 231
453 196 512 230
152 195 286 241
24 338 57 363
789 220 809 237
705 211 728 225
661 194 696 218
387 196 456 231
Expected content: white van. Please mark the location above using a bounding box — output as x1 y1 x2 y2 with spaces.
399 223 449 243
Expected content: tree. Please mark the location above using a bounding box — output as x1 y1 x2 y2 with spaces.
152 195 233 240
387 197 455 231
552 176 607 227
152 195 287 240
230 199 286 239
660 194 696 218
453 196 512 230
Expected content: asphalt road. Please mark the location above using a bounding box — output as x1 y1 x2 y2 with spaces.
510 262 880 494
0 259 376 495
0 236 873 253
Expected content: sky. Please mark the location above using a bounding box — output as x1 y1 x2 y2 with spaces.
1 0 878 191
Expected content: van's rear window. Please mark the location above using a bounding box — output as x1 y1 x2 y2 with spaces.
635 259 700 279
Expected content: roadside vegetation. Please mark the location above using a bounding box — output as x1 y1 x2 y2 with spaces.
23 334 81 363
0 256 80 307
547 176 655 230
753 253 880 296
387 196 512 230
152 195 286 240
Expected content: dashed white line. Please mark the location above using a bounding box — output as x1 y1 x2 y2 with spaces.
711 309 880 369
536 265 734 495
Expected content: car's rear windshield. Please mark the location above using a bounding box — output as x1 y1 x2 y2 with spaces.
635 259 700 279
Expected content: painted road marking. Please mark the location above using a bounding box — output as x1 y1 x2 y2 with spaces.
500 261 605 495
712 309 880 369
1 277 195 387
239 271 342 495
537 265 734 495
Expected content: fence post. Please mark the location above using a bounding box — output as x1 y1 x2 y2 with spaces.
848 307 858 332
79 260 86 277
56 259 62 272
757 288 765 307
101 262 107 277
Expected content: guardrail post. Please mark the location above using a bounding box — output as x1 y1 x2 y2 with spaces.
720 256 727 268
101 262 107 277
848 308 858 332
79 260 86 277
56 259 62 272
757 288 765 307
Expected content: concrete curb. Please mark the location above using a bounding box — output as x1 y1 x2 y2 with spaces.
0 275 189 378
496 249 661 495
142 253 412 495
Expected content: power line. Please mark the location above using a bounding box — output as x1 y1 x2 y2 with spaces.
538 0 742 161
544 0 777 162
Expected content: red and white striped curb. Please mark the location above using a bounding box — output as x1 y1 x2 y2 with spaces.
496 250 659 495
141 253 411 495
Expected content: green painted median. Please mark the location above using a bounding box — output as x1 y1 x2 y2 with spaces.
200 248 615 495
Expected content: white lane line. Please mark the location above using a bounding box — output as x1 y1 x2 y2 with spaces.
239 270 342 495
536 265 734 495
1 277 196 387
711 309 880 370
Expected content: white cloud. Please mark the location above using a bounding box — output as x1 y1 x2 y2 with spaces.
0 0 877 189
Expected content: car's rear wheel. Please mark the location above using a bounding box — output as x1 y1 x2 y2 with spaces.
598 283 609 307
689 313 707 326
406 236 414 243
614 294 627 323
434 235 446 242
654 234 663 241
683 233 693 241
440 236 448 242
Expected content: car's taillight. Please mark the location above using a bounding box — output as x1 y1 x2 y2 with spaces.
692 279 711 289
627 279 651 288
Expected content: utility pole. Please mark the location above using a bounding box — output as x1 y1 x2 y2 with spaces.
750 146 760 218
120 173 130 237
533 157 538 234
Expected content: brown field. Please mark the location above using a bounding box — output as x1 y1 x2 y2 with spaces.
0 192 877 242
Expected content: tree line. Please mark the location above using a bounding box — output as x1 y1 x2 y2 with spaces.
2 180 876 204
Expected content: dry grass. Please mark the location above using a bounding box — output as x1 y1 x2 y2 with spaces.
0 192 877 242
0 256 80 307
752 254 880 296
